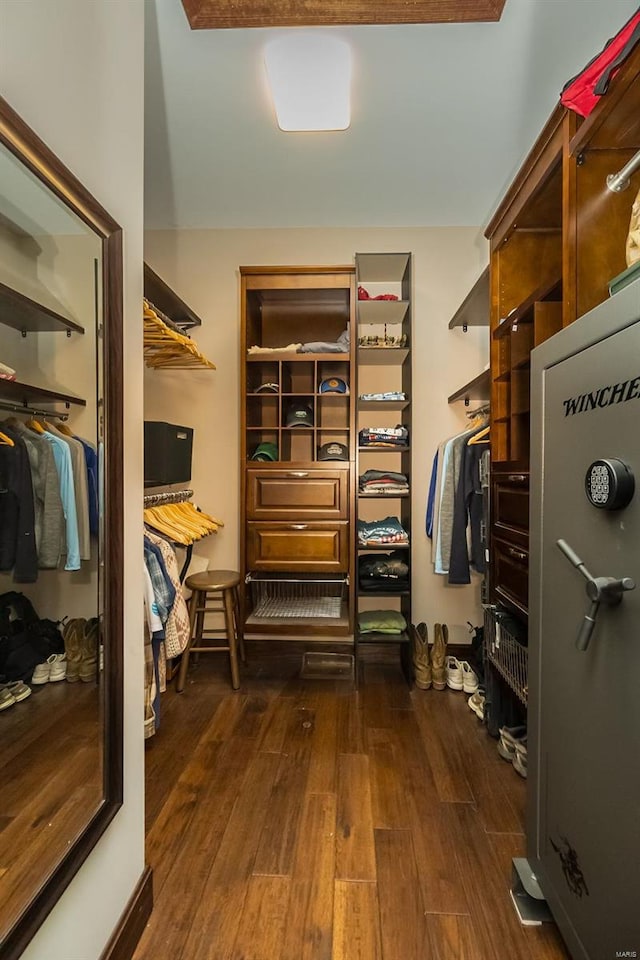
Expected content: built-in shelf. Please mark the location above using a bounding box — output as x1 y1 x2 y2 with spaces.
357 631 410 644
0 280 84 336
359 492 410 499
493 278 562 341
358 348 409 365
358 446 410 453
0 378 86 409
358 543 410 551
448 267 490 329
495 370 511 383
144 263 202 330
357 590 411 598
494 415 510 424
247 353 349 362
357 399 410 410
447 369 491 405
357 300 409 325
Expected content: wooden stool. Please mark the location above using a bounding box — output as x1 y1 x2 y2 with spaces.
176 570 245 692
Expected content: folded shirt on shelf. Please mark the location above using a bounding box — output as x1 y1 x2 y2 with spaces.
299 326 350 354
358 469 409 495
247 343 302 354
358 609 407 635
359 551 409 592
359 426 409 448
0 362 16 381
357 516 409 547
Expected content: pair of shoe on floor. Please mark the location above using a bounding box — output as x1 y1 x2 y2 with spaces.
467 689 485 720
0 680 32 711
498 724 528 778
32 653 67 684
62 617 100 683
446 656 479 694
411 622 448 690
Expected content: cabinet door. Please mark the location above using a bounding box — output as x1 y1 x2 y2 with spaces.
247 521 348 572
493 534 528 617
247 467 348 520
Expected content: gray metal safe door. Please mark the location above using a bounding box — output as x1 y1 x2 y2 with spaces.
530 303 640 959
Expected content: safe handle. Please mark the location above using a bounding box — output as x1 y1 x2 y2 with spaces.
556 539 635 651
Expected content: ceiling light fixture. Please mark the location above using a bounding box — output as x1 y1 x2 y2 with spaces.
264 34 351 132
606 149 640 192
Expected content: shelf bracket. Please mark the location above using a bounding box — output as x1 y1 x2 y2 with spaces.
464 397 470 407
462 323 468 333
21 328 27 339
66 328 71 338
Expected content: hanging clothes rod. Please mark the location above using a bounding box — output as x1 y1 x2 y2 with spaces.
143 488 194 507
0 399 69 421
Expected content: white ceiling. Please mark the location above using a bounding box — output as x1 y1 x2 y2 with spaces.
144 0 638 231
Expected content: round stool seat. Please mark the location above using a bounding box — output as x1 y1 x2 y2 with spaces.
185 569 240 592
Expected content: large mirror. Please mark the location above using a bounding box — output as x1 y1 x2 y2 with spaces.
0 97 123 959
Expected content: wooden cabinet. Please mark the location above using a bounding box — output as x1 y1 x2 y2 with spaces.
240 265 356 643
486 43 640 622
355 252 412 674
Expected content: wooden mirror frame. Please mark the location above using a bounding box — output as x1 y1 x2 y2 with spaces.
0 95 124 960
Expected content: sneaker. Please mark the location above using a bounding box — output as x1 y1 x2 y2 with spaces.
497 725 527 762
7 680 31 702
512 743 528 778
446 655 463 691
412 622 432 690
460 660 479 694
32 653 58 685
49 653 67 682
467 691 485 720
0 686 16 711
431 623 448 690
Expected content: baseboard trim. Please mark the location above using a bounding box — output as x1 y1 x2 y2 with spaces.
100 866 153 960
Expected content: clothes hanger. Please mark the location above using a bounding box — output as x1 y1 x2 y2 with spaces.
49 418 75 437
26 417 46 434
0 429 14 446
468 425 490 445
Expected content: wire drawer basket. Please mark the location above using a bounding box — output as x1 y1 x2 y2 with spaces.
484 605 528 706
246 574 347 619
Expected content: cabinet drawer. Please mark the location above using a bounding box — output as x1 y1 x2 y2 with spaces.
247 468 348 520
493 535 528 617
247 522 349 572
493 472 529 536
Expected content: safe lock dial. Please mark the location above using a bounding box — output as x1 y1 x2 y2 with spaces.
585 458 634 510
556 539 635 652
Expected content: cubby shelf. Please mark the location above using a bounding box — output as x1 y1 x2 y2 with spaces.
357 348 409 365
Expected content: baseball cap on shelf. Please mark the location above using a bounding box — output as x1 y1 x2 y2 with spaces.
254 382 279 394
318 441 348 461
251 442 278 461
285 401 314 427
319 376 349 394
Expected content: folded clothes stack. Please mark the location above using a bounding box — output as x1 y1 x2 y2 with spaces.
359 425 409 448
358 469 409 495
358 391 407 401
357 516 409 547
358 551 409 592
358 609 407 635
0 362 17 381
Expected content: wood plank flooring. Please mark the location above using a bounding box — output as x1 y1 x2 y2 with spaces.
135 650 570 960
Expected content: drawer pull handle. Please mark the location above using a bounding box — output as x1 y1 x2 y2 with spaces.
289 524 308 530
287 471 309 478
508 547 527 561
507 474 527 483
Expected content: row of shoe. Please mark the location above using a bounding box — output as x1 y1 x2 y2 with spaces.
498 724 528 778
30 617 100 685
0 680 32 711
411 622 448 689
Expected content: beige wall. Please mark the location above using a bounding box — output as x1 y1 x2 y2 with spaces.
145 226 489 644
0 1 145 958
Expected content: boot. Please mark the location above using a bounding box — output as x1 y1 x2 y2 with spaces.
63 618 86 683
79 617 100 682
412 622 432 690
431 622 448 690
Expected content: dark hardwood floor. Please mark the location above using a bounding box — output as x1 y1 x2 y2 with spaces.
135 647 570 960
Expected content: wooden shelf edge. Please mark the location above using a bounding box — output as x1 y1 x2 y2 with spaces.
144 263 203 329
492 277 562 340
0 279 84 335
447 369 490 404
448 266 490 329
0 378 86 408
